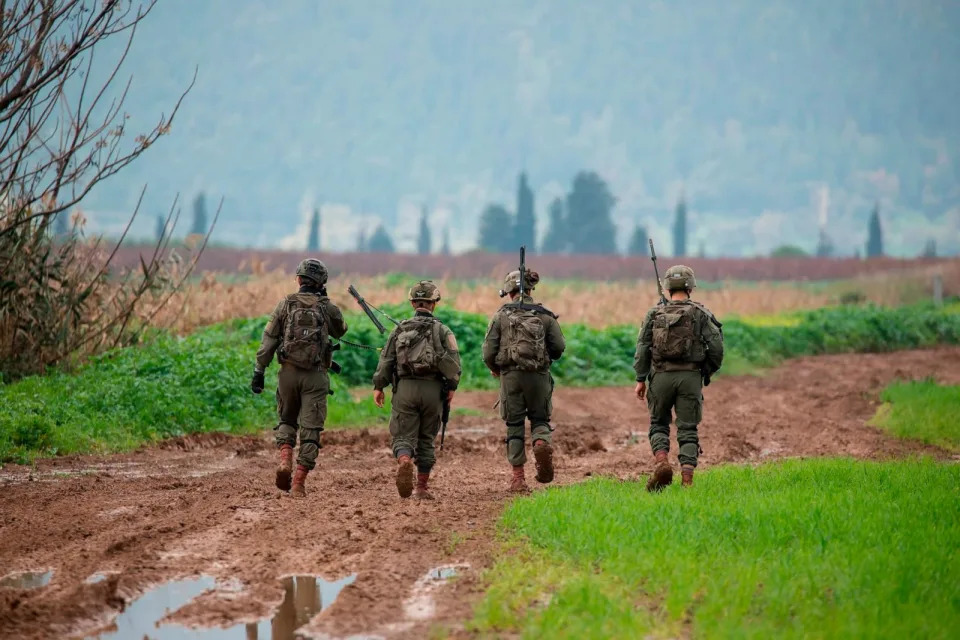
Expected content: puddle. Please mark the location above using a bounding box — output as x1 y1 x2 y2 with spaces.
88 573 356 639
431 567 458 580
0 569 54 589
85 572 110 585
403 564 469 621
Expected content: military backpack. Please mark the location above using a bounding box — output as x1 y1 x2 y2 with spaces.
395 316 444 377
650 300 705 363
496 305 551 372
279 294 330 370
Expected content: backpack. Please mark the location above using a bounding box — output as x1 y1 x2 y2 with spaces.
395 316 444 377
496 305 550 372
280 294 329 370
651 301 703 363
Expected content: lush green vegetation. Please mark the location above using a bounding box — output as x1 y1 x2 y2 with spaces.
0 318 385 464
870 380 960 450
472 459 960 639
3 302 958 462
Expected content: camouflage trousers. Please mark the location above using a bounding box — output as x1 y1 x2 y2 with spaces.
389 378 444 473
274 364 329 471
499 370 554 466
646 369 703 467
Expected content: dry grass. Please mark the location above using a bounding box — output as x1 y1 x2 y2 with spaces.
149 259 960 333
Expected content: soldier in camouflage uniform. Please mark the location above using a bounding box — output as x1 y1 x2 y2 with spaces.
252 259 348 498
482 270 565 492
372 281 461 499
634 265 723 490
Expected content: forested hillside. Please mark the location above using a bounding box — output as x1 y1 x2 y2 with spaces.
84 0 960 256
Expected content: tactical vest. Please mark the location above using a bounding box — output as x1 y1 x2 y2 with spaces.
395 315 444 378
279 293 330 370
650 300 706 371
495 304 552 372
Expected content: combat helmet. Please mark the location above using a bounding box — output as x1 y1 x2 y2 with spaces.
409 280 441 303
499 269 540 297
663 265 696 292
296 258 328 285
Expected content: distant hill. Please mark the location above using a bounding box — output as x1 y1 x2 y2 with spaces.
82 0 960 257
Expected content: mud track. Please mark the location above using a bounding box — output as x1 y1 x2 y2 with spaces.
1 348 958 639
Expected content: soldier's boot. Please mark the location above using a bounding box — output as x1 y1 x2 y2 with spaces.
396 455 415 498
415 472 434 500
290 465 309 498
681 465 694 487
646 450 673 492
533 440 555 484
275 444 294 491
509 465 530 493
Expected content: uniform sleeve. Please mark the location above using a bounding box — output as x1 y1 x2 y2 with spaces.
255 300 286 371
544 314 566 362
372 328 399 391
324 301 349 339
438 324 462 390
632 307 658 382
701 310 724 375
481 312 502 372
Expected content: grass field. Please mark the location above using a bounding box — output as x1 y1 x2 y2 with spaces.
2 302 959 463
471 459 960 639
870 379 960 450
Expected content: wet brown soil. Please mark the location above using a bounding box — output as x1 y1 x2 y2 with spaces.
1 348 957 639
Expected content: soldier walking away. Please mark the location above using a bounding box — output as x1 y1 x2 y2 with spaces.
251 259 348 498
482 270 565 493
372 281 461 499
634 265 723 490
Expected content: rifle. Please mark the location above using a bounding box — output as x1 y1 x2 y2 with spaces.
518 245 526 299
649 239 668 306
348 284 400 332
439 381 451 449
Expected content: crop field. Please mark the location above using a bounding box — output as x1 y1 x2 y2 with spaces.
1 277 959 638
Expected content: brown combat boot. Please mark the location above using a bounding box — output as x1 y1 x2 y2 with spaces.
290 465 309 498
646 450 673 492
396 455 415 498
415 472 434 500
509 465 529 493
533 440 555 484
681 465 694 487
275 444 294 491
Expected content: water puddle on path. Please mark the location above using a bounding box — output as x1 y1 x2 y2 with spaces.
404 564 469 621
0 569 54 589
88 574 356 639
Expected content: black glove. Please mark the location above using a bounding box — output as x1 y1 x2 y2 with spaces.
251 369 265 394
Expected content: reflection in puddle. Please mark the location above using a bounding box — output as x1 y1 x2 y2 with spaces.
0 570 54 589
430 567 458 580
88 574 356 639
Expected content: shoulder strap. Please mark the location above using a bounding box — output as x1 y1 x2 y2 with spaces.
688 300 723 329
501 302 558 319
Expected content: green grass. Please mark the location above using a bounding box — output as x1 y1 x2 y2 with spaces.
0 318 385 463
870 379 960 450
472 459 960 639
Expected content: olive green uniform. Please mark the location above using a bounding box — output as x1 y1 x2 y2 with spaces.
482 295 566 466
633 300 723 467
372 310 461 472
256 289 348 470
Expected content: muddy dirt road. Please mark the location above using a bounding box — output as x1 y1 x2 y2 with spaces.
1 348 957 639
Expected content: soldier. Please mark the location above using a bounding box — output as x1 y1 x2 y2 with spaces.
482 270 565 493
372 281 461 499
633 265 723 490
251 259 348 498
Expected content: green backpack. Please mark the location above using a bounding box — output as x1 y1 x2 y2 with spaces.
651 301 703 362
395 316 443 377
496 306 550 372
280 294 330 370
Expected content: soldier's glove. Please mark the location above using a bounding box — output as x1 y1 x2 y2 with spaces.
251 369 265 394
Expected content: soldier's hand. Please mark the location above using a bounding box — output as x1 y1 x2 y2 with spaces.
635 381 646 401
446 390 455 404
251 370 265 394
490 370 500 378
373 389 385 408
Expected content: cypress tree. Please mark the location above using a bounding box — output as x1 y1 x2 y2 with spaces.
515 172 536 251
627 224 649 256
417 206 432 255
307 208 321 251
673 193 687 257
865 203 883 257
191 192 208 235
565 171 617 254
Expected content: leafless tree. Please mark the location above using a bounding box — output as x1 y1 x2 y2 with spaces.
0 0 212 380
